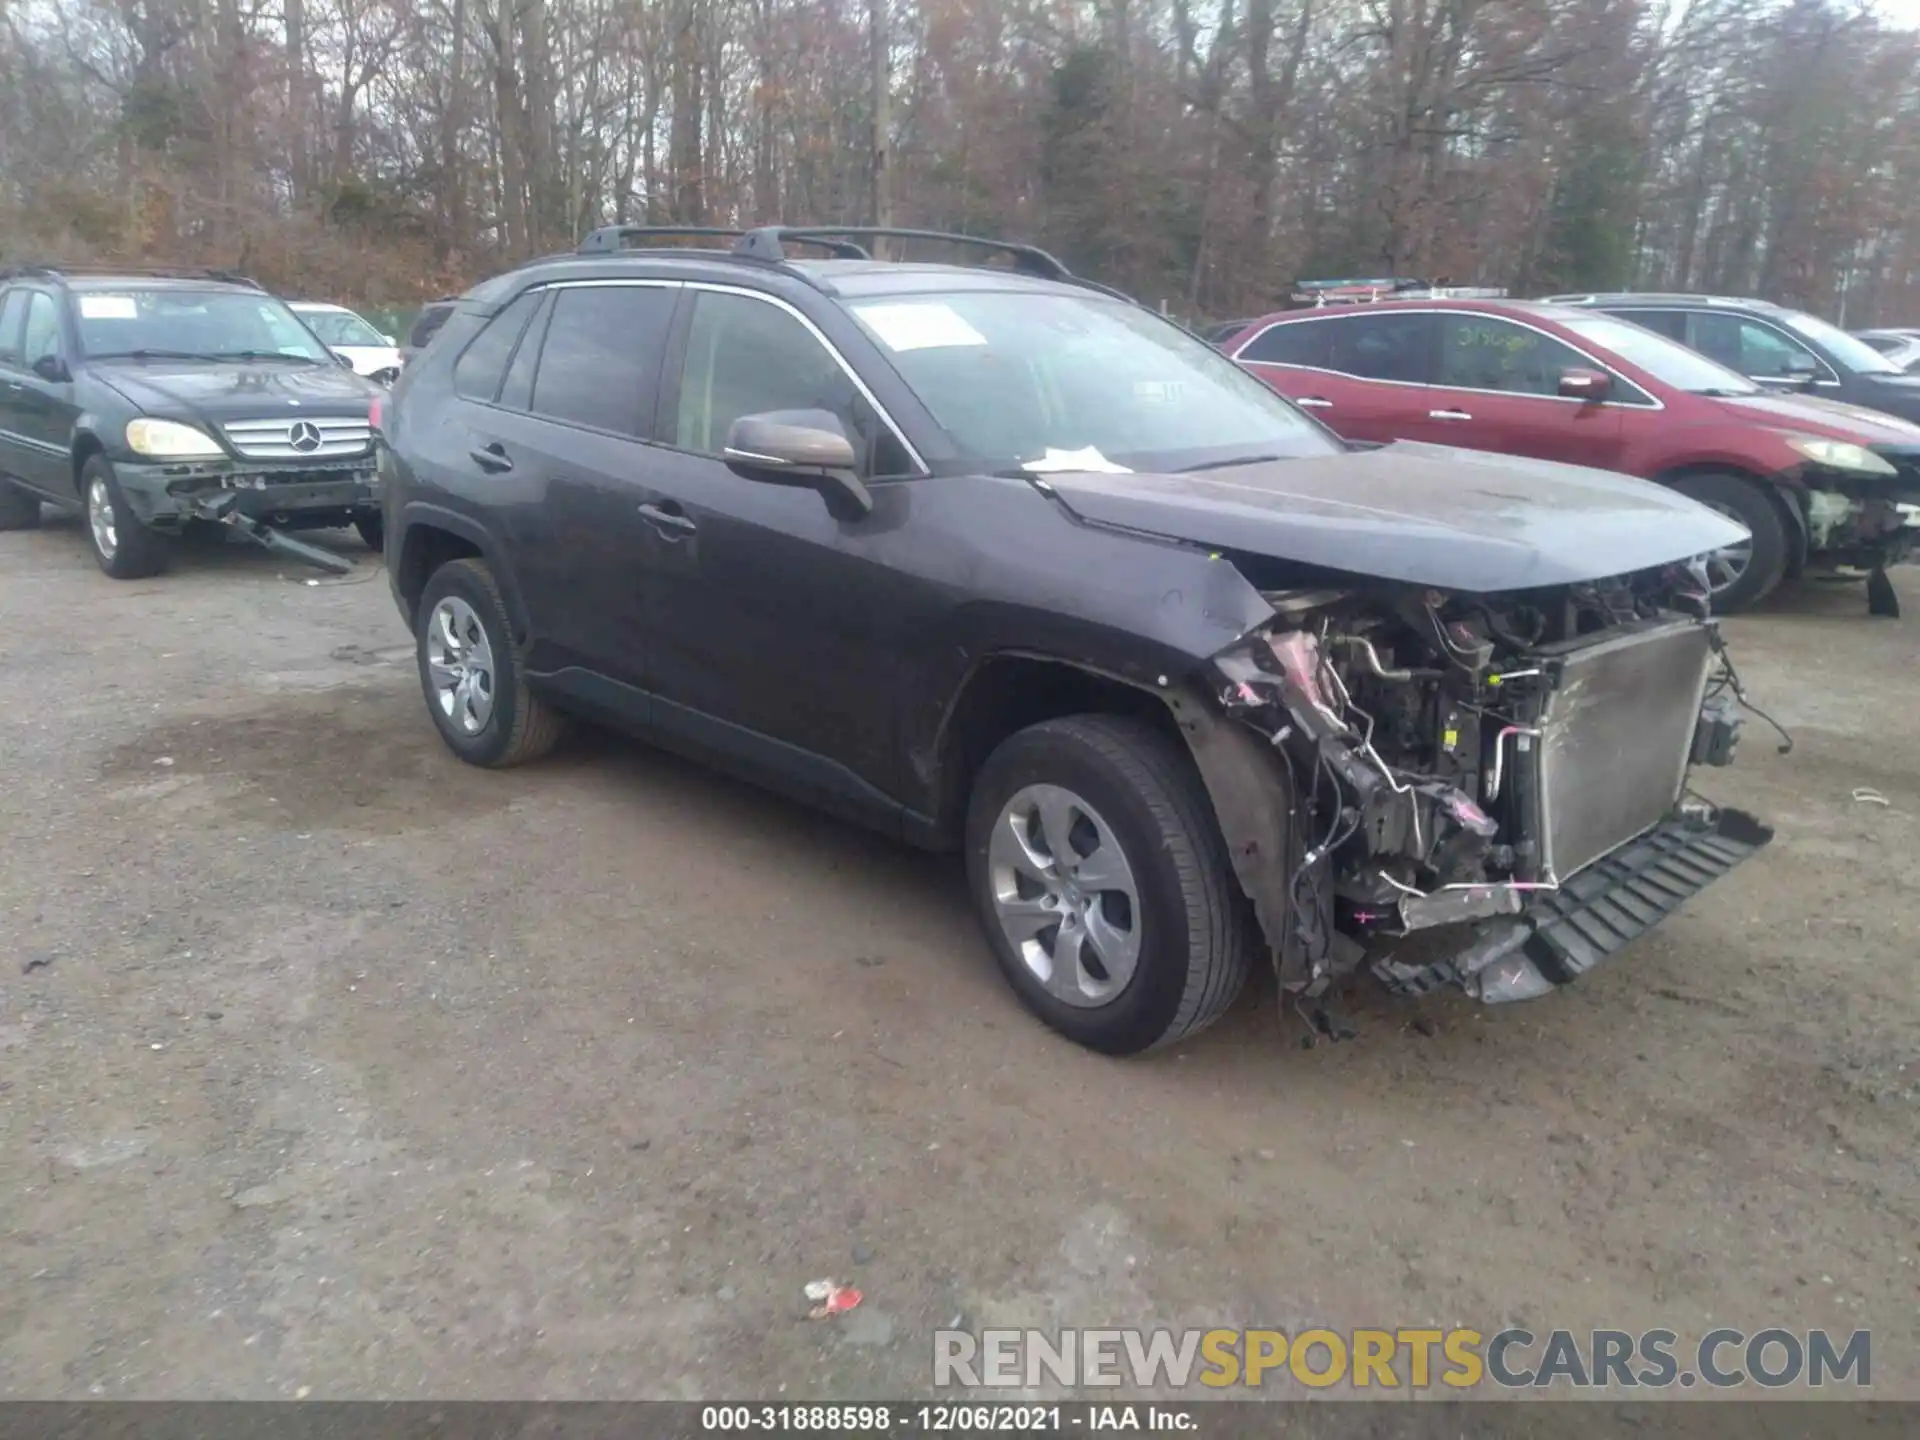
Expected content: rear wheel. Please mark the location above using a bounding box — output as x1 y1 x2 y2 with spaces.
1669 471 1786 614
414 557 567 767
965 715 1252 1055
0 482 41 531
81 456 169 579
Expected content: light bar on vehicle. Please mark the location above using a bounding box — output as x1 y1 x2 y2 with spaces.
1287 277 1509 307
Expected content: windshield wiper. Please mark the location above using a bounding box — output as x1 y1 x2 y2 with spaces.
1689 388 1756 398
1180 453 1284 472
89 348 231 362
213 350 322 364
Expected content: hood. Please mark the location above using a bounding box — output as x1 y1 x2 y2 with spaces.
1856 371 1920 423
95 359 378 424
1034 440 1748 593
1710 386 1920 440
331 345 402 376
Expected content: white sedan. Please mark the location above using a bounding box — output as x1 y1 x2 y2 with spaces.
290 301 402 382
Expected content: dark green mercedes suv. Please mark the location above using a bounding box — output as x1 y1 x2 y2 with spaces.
0 266 381 577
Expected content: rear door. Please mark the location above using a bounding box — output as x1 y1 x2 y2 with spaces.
1317 311 1442 444
460 279 681 690
1419 313 1626 468
1235 311 1440 443
1233 317 1347 419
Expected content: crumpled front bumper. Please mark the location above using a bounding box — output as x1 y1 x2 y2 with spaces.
115 455 378 529
1372 806 1773 1003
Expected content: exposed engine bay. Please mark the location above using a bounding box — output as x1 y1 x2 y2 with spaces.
1208 557 1776 1007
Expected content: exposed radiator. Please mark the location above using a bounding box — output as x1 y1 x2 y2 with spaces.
1529 619 1714 880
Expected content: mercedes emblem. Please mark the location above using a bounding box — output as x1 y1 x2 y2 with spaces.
287 420 323 453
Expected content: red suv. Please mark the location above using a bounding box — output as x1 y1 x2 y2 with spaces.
1227 298 1920 612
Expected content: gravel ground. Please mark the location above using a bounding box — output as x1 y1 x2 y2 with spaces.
1 512 1917 1401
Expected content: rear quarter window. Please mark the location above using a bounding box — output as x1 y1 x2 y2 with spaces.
1237 320 1332 368
408 303 456 350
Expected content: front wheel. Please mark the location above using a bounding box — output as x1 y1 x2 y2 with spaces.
1669 472 1787 614
965 715 1252 1055
354 512 384 552
81 456 170 579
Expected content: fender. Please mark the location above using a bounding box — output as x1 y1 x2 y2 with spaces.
396 499 535 642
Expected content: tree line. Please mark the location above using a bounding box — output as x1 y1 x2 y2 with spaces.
0 0 1914 324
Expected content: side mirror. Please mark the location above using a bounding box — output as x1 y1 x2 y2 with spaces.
1784 352 1820 388
382 333 397 346
723 409 872 517
31 354 70 383
1557 367 1612 402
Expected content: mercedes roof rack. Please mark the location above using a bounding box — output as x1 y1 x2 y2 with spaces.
0 263 264 289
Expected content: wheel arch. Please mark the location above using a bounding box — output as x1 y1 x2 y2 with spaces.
921 650 1300 981
1654 460 1808 578
393 504 532 641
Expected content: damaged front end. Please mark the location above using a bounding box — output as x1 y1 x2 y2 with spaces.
1206 561 1774 1007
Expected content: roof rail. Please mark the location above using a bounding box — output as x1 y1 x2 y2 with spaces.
738 226 1074 281
0 263 263 289
578 225 749 254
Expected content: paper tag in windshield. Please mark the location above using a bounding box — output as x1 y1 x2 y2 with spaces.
1022 447 1132 475
78 295 139 320
856 302 987 353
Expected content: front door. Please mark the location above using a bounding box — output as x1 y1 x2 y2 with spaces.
10 290 82 495
1416 313 1626 469
631 286 919 813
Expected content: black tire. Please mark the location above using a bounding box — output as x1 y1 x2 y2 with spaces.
0 482 41 531
1668 471 1787 614
80 456 170 579
965 715 1252 1055
414 557 566 767
354 512 384 552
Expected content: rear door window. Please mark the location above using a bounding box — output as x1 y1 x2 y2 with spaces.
1327 311 1438 384
526 284 676 437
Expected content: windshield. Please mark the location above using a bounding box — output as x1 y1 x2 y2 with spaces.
74 289 334 362
1555 311 1760 395
1779 310 1900 375
299 309 386 347
847 291 1340 470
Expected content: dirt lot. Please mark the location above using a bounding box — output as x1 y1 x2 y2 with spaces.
1 512 1916 1401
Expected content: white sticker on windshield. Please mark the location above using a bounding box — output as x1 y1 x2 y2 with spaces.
78 295 139 319
856 302 987 353
1021 447 1132 475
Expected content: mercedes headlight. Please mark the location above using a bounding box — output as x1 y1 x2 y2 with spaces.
125 418 224 459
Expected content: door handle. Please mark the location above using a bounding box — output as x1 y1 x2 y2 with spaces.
637 501 697 537
468 443 513 473
1428 408 1473 420
1296 396 1333 409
